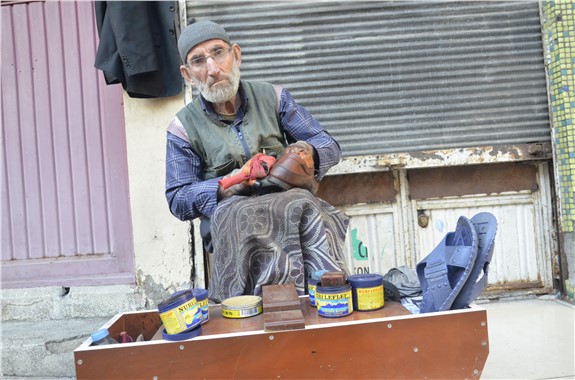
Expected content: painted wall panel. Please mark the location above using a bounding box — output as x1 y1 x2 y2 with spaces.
1 1 134 288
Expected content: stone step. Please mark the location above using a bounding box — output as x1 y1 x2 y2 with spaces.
1 285 146 321
1 285 148 378
1 317 111 378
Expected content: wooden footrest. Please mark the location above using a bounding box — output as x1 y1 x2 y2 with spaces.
262 283 305 332
262 283 301 312
264 310 305 331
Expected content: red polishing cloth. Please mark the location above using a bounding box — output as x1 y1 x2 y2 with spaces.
218 153 276 189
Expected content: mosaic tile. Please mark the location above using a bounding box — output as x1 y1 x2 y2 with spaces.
543 0 575 232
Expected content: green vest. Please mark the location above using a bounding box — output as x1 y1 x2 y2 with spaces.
177 81 286 180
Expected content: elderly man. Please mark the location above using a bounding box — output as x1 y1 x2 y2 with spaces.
165 20 349 302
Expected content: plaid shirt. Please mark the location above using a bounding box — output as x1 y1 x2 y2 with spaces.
165 83 341 221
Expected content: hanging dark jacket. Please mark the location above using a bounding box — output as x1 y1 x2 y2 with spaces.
94 1 182 98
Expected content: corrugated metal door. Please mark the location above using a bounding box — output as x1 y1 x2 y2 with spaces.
414 194 550 291
408 163 555 294
330 164 555 294
341 204 400 275
185 1 549 156
184 1 554 295
1 1 134 288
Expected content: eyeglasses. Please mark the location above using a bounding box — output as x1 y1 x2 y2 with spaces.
186 46 232 71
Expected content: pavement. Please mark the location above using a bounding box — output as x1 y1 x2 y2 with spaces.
1 285 144 379
480 296 574 380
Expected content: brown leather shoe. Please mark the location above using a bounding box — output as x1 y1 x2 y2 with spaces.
265 141 319 194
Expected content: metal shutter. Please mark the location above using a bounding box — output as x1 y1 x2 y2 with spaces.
185 1 550 157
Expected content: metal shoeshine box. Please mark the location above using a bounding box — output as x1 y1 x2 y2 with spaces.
74 297 489 379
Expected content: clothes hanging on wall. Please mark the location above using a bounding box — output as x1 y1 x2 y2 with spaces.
94 1 182 98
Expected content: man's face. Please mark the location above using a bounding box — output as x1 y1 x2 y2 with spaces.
180 39 242 104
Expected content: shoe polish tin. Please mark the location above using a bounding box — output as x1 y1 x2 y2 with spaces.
221 295 263 319
308 270 329 307
308 278 321 307
192 288 209 324
315 282 353 318
348 273 384 311
158 290 202 335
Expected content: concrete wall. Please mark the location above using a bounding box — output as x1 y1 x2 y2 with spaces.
123 93 192 307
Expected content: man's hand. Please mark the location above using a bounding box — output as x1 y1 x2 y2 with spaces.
217 182 254 201
284 141 315 158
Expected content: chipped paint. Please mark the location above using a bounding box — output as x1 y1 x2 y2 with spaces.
328 144 552 175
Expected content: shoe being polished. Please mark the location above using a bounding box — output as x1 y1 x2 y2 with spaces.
263 141 319 194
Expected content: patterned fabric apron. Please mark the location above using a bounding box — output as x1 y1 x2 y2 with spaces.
208 188 350 303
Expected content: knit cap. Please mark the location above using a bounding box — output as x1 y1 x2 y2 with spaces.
178 20 231 63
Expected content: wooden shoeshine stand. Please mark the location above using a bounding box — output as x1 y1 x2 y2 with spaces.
74 285 489 379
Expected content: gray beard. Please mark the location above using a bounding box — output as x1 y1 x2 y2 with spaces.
193 60 241 104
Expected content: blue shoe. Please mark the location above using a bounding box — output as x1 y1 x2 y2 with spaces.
451 212 497 310
416 216 479 313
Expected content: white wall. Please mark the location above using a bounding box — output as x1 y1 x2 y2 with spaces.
123 93 192 304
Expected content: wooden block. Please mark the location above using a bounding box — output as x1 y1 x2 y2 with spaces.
320 271 347 287
264 310 305 332
262 283 301 313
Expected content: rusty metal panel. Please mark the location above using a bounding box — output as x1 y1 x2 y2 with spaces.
317 171 396 206
185 1 550 157
330 143 553 175
1 1 135 287
408 162 539 200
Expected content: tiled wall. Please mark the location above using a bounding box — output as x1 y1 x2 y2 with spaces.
542 1 575 234
542 0 575 302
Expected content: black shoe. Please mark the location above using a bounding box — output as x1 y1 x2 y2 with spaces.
383 280 401 302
